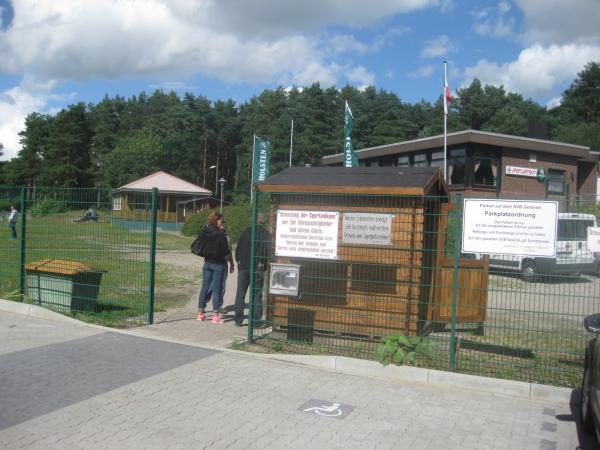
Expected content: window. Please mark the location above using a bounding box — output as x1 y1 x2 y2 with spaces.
547 169 565 195
397 155 409 167
129 192 151 211
430 150 444 168
112 196 122 211
557 219 595 240
413 152 427 167
447 148 466 185
379 155 395 167
473 158 499 186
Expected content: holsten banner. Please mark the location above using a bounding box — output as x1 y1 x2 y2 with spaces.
462 199 558 257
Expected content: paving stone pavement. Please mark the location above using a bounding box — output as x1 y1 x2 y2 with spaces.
1 309 597 450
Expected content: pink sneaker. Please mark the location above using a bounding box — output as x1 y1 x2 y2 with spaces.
197 312 206 321
211 315 224 324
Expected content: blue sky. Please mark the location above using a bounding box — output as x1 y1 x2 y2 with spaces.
1 0 599 160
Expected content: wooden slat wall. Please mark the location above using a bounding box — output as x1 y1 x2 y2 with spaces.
267 199 429 337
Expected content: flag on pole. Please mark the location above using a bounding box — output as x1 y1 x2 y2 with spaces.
253 136 271 183
444 75 452 116
344 101 358 167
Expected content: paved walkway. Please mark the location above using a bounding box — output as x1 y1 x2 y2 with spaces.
136 267 250 348
0 309 593 450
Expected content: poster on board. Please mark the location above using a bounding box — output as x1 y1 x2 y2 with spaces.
275 210 339 260
342 212 394 246
462 199 558 257
269 263 301 297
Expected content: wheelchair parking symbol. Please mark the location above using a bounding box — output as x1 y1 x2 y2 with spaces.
299 399 354 419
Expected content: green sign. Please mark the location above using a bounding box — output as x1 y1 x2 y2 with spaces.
537 167 546 182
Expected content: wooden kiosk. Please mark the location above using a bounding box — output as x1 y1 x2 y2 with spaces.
256 166 485 341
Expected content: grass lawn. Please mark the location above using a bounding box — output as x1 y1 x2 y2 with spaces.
0 212 195 327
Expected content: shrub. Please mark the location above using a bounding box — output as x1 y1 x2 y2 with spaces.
29 199 69 217
181 203 253 244
375 334 434 367
0 199 17 213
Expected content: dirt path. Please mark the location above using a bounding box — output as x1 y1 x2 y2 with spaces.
153 250 238 323
153 250 202 321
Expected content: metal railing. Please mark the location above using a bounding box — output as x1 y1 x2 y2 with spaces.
0 186 158 326
248 190 600 387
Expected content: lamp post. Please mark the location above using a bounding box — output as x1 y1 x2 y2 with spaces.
208 164 217 199
218 178 226 212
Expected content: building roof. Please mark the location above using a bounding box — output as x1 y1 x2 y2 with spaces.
114 171 212 195
321 129 596 165
257 166 448 196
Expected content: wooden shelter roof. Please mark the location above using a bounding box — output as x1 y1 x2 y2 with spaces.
257 166 448 196
114 171 212 196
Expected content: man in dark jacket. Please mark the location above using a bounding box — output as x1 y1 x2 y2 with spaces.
233 214 269 326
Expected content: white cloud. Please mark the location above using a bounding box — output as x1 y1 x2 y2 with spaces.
472 2 515 39
408 65 435 78
346 66 376 87
515 0 600 46
372 26 412 52
0 82 51 161
197 0 439 38
420 35 455 58
498 1 511 14
463 44 600 99
546 96 562 109
328 35 370 55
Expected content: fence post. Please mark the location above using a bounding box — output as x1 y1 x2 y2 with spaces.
18 187 27 301
247 190 258 342
147 188 158 325
449 193 462 371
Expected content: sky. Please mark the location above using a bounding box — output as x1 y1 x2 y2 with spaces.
0 0 599 161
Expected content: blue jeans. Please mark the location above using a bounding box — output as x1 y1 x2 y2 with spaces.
198 262 226 312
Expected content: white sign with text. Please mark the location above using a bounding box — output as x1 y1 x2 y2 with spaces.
342 213 394 246
462 199 558 257
276 210 339 260
505 165 538 177
588 227 600 253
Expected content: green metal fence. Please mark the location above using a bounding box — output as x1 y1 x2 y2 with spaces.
0 186 157 326
248 190 600 387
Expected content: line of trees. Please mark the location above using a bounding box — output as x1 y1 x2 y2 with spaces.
1 62 598 204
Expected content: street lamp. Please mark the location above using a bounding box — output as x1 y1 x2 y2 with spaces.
208 164 217 198
218 177 226 212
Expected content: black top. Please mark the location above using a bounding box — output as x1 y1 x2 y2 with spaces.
260 166 440 189
235 225 269 271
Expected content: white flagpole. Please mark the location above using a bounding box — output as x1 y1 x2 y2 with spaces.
250 134 256 197
289 119 294 167
443 60 448 183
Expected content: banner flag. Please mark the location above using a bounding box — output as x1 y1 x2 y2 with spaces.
253 136 271 183
344 101 358 167
444 74 452 116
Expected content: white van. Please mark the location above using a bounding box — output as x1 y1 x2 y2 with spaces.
474 213 598 282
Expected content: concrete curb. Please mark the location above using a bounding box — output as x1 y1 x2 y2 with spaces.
0 298 577 405
255 353 576 405
0 298 88 326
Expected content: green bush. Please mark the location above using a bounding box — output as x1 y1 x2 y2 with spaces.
181 203 253 244
375 333 434 367
0 199 17 213
29 199 69 217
